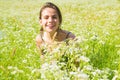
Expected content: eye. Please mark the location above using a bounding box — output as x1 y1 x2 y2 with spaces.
52 16 57 19
43 16 49 19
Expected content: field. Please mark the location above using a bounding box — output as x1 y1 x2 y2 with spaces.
0 0 120 79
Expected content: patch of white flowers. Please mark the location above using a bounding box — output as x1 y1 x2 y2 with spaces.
70 71 89 80
79 56 90 62
8 66 24 75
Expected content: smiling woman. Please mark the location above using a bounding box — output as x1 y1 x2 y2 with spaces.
36 2 75 50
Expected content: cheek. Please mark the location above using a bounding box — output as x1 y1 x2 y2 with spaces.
55 19 59 24
40 20 46 26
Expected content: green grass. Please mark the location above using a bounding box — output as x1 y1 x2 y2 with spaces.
0 0 120 79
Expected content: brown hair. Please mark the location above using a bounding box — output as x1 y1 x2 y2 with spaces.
39 2 62 31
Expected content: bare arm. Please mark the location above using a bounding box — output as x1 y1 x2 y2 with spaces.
36 34 45 56
36 34 43 49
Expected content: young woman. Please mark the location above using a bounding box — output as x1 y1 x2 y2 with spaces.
36 2 75 50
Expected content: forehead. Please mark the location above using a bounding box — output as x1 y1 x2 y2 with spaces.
41 8 58 16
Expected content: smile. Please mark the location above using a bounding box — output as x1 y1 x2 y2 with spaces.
46 25 55 28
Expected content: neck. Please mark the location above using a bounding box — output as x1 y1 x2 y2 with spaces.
42 31 57 43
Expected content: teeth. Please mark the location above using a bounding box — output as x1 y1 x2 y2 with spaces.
47 25 54 27
46 26 54 29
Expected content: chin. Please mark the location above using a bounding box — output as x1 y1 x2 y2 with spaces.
46 29 54 32
47 28 57 32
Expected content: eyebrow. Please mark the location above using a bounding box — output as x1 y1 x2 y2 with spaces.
42 14 58 18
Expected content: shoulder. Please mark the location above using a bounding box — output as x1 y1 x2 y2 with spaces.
62 30 76 39
35 34 43 48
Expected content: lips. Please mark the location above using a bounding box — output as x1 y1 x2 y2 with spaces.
46 25 55 29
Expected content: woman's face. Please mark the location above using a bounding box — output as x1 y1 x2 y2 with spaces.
40 8 60 33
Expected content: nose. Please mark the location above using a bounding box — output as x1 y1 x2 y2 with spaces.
48 17 53 22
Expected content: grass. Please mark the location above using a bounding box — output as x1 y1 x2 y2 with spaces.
0 0 120 79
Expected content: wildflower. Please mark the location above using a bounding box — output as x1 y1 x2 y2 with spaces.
99 40 105 45
79 56 90 62
109 11 116 16
25 66 33 70
90 35 98 40
75 36 85 43
31 69 40 74
117 50 120 55
41 63 49 68
68 48 74 54
13 67 18 70
74 48 80 53
8 66 24 75
22 59 27 63
11 70 17 75
105 32 110 36
85 45 89 50
83 65 93 71
70 72 77 75
41 63 49 70
102 75 108 79
116 45 120 48
52 47 60 53
49 61 59 70
95 69 101 74
77 72 89 80
112 75 118 80
41 73 46 79
92 72 96 76
26 54 33 58
112 70 118 80
8 66 13 69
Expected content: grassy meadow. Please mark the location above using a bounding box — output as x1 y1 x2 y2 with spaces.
0 0 120 79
